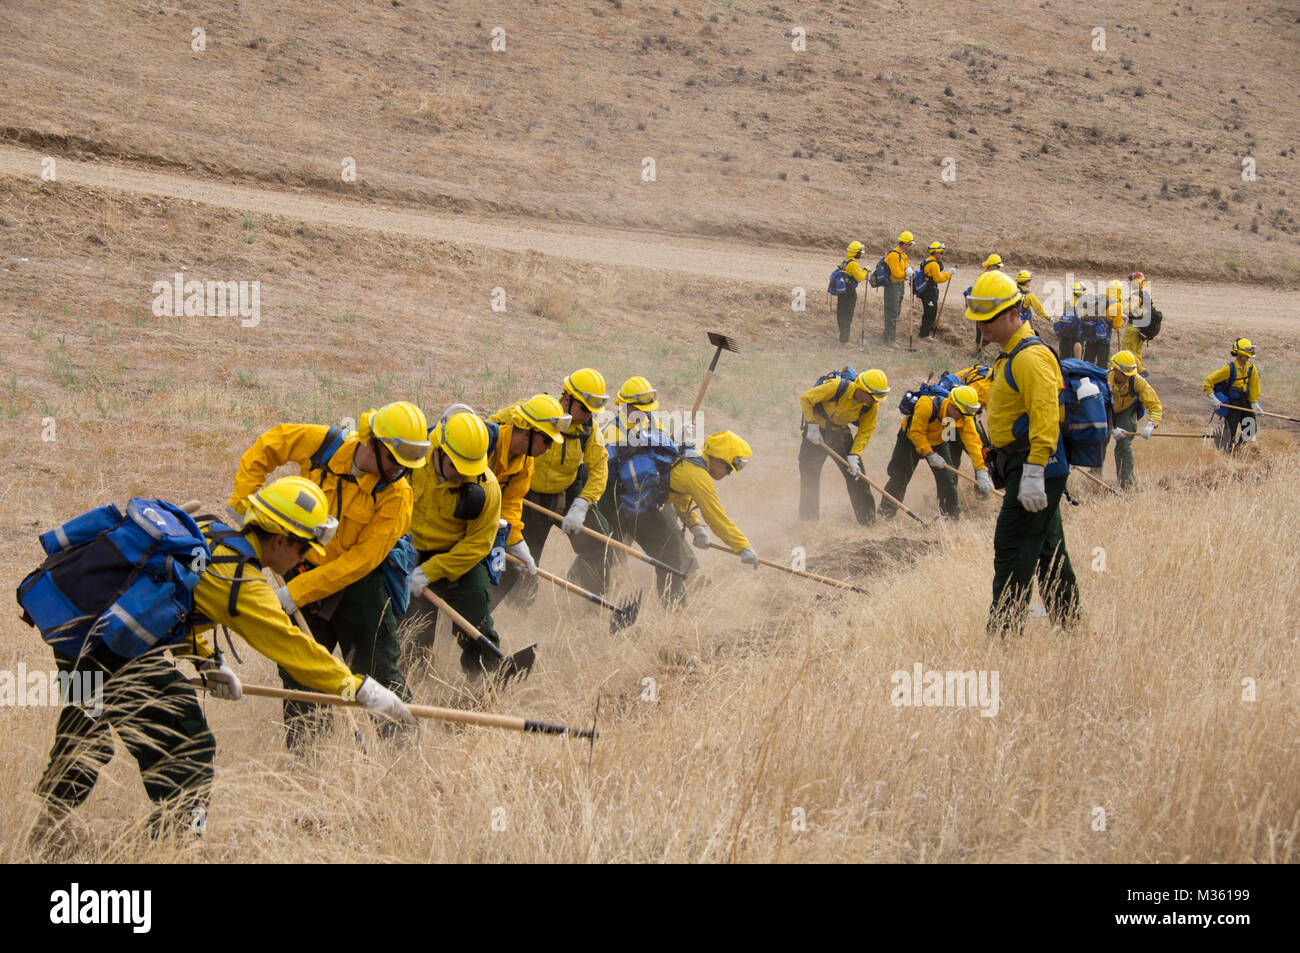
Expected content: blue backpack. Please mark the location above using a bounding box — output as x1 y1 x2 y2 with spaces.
1002 338 1113 471
828 259 857 296
912 258 939 296
17 499 210 659
1211 362 1256 418
868 256 892 288
609 427 681 516
1053 303 1080 340
898 374 958 421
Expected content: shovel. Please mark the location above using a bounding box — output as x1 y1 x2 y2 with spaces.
506 553 641 633
691 331 741 416
419 587 536 682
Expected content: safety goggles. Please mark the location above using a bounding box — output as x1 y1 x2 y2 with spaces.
964 290 1021 321
571 388 608 411
728 456 750 472
523 408 574 434
622 390 657 407
378 434 431 465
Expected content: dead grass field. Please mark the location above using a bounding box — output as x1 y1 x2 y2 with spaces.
1 0 1297 282
0 1 1297 864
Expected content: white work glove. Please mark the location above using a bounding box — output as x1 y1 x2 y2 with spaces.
1140 421 1155 439
1251 402 1262 413
846 453 864 475
1018 463 1048 513
691 525 711 550
561 498 589 536
355 676 415 726
275 585 297 615
926 452 947 471
975 469 993 499
805 423 822 444
905 266 915 279
507 540 536 575
1207 393 1222 409
408 565 430 598
738 546 759 569
197 656 242 701
680 419 696 447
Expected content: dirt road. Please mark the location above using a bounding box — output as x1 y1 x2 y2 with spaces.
1 143 1294 335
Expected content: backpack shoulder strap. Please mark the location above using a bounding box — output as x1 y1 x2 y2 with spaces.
310 426 346 474
201 521 263 620
1001 335 1051 392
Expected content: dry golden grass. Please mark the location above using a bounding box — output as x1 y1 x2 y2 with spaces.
1 138 1297 863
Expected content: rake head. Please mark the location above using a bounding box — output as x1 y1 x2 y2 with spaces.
609 589 643 634
707 330 740 353
486 643 537 685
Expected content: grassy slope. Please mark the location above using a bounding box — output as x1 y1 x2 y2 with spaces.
1 0 1298 281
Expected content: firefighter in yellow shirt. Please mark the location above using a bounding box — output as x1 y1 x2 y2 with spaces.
606 429 757 604
1121 271 1153 372
1015 270 1050 337
227 401 428 744
31 478 412 852
917 241 952 338
484 393 571 601
950 364 994 470
881 385 992 520
798 368 890 524
1082 279 1124 366
833 241 870 343
1108 351 1163 490
965 270 1079 638
1204 338 1263 452
881 230 914 344
405 407 506 677
495 369 615 603
972 253 1004 349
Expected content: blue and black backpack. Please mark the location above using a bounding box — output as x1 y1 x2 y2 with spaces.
868 255 892 288
1001 338 1113 471
912 257 939 296
828 259 857 296
17 499 210 659
608 426 682 517
1054 301 1080 341
898 372 962 421
1211 362 1256 418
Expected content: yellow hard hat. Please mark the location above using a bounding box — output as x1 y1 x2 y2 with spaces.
511 393 572 443
360 401 431 469
1072 281 1087 296
1231 338 1255 358
897 230 915 244
964 270 1023 321
616 375 659 411
949 385 981 416
1110 351 1139 377
246 476 338 558
846 240 864 258
982 254 1003 269
562 368 608 413
1016 269 1032 285
856 368 890 398
702 431 753 472
431 407 490 477
928 241 946 254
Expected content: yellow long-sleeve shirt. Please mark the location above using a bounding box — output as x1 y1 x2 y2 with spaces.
1203 360 1261 404
1105 288 1124 330
923 256 951 285
524 410 608 503
408 459 503 583
988 323 1065 466
668 458 750 553
1021 291 1050 322
902 396 986 466
227 424 413 607
1109 372 1163 423
885 247 909 281
843 256 869 284
799 379 879 456
485 421 534 546
187 524 362 698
